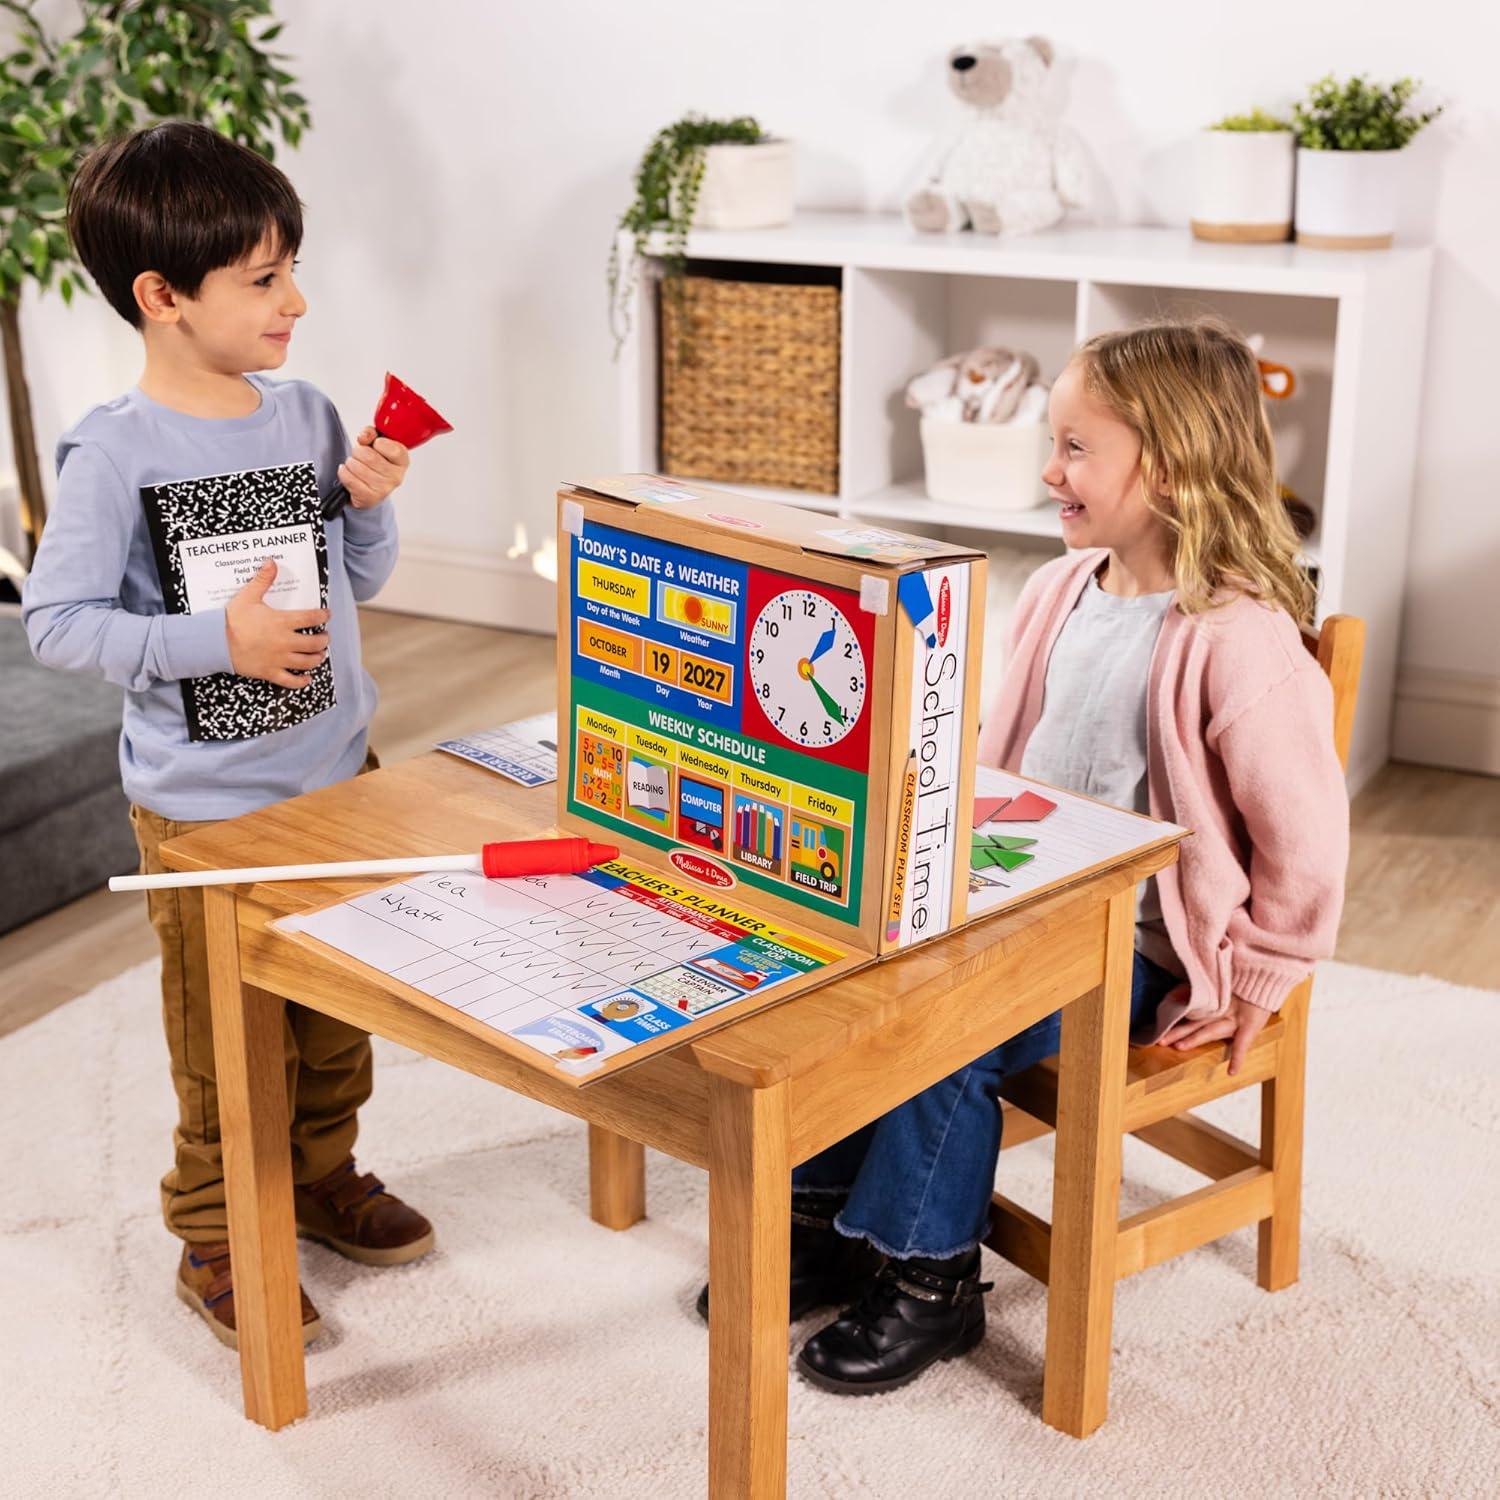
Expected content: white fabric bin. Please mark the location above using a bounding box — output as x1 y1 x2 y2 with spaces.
920 418 1049 510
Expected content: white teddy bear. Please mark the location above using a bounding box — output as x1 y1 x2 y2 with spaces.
905 348 1046 425
906 36 1089 236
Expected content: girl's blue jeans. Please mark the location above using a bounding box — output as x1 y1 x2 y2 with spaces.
792 950 1181 1260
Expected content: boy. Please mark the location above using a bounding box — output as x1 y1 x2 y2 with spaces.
23 122 433 1349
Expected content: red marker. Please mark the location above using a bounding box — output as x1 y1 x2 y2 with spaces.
482 837 620 878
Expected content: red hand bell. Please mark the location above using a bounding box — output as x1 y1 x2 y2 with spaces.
322 373 454 520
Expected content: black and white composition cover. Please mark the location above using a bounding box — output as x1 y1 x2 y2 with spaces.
140 461 334 742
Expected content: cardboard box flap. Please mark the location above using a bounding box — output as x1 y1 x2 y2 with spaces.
565 475 981 571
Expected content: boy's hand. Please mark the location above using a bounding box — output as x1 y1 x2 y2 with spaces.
1158 993 1273 1076
226 559 330 688
338 426 410 508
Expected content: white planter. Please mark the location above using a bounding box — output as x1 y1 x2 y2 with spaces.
1191 130 1294 243
920 418 1050 511
1294 148 1401 249
685 140 795 230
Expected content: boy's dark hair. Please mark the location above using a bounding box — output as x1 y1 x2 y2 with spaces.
67 121 303 328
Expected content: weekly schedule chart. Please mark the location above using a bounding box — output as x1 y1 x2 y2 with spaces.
278 859 845 1081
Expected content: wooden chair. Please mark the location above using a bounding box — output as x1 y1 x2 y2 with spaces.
984 614 1365 1296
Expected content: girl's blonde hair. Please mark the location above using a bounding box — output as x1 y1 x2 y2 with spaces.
1075 317 1316 627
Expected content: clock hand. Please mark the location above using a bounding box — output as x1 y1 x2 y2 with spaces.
808 673 846 725
808 623 836 664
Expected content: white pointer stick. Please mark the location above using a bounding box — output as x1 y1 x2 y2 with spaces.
109 853 482 892
108 836 620 892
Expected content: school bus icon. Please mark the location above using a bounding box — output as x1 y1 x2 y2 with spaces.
790 817 841 882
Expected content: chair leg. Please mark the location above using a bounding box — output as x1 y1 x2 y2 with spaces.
1257 981 1309 1290
588 1124 646 1230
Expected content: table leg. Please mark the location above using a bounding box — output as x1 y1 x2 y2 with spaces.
707 1077 791 1500
1042 886 1133 1437
204 887 306 1430
587 1124 646 1230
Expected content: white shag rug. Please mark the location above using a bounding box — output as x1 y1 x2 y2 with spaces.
1 959 1496 1499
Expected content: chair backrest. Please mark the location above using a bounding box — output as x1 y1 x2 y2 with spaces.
1301 615 1365 773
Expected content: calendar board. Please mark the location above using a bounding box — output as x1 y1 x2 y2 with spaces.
557 476 987 957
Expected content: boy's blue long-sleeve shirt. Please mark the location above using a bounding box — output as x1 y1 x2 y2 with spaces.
22 375 398 820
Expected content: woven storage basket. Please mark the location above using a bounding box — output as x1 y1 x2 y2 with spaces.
660 273 840 494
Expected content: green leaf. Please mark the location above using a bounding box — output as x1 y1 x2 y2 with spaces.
9 113 44 144
1292 72 1442 151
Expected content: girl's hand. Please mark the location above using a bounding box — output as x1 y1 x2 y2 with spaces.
339 426 410 508
1158 994 1273 1077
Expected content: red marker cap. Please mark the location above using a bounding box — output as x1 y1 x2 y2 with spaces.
481 837 620 879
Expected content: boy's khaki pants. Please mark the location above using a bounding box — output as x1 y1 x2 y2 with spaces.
129 764 375 1245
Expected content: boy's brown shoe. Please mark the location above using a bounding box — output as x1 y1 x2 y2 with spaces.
294 1158 435 1267
175 1241 323 1350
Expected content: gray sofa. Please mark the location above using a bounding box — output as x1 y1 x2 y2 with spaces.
0 614 138 933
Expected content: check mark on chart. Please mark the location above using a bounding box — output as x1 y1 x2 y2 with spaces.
462 939 541 961
543 922 598 944
514 957 560 975
578 896 627 916
558 932 617 953
517 914 568 933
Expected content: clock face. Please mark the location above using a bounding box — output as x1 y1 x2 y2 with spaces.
748 589 867 748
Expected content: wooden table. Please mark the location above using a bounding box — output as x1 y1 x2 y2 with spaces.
162 752 1175 1497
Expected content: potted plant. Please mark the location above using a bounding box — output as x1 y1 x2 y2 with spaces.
1191 109 1294 243
607 114 794 356
1292 75 1442 248
0 0 309 570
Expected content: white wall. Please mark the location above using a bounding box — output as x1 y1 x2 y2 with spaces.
10 0 1498 769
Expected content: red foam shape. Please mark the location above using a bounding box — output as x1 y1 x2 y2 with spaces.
973 795 1011 826
988 789 1057 822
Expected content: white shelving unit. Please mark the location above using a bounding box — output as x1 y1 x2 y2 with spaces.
617 211 1433 790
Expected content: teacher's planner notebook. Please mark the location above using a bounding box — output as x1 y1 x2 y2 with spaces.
141 462 330 742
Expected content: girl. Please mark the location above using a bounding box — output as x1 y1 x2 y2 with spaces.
705 318 1349 1394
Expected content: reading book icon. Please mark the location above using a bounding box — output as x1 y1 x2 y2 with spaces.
627 759 671 813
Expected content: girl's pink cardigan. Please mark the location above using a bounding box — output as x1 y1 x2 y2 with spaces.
976 548 1348 1034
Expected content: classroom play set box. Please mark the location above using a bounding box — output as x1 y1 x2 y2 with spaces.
269 472 1176 1088
268 473 988 1089
556 474 987 959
